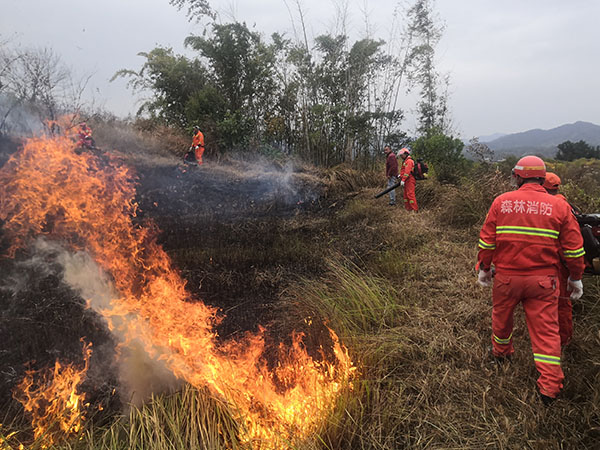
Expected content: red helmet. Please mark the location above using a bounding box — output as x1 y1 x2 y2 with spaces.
513 155 546 179
398 147 410 155
543 172 561 190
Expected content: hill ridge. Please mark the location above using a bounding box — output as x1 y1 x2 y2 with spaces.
484 121 600 158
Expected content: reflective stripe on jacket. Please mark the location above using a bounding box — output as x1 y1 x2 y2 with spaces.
400 156 415 180
478 183 585 278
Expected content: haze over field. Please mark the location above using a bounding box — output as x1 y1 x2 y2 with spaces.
1 0 599 138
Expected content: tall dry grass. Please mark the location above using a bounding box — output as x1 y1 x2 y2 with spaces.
4 156 600 449
299 185 600 449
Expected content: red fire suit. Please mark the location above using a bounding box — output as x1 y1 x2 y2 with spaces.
399 156 418 211
478 183 585 398
555 194 572 346
78 124 92 146
192 130 205 165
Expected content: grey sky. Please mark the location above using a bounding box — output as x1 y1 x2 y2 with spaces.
2 0 599 138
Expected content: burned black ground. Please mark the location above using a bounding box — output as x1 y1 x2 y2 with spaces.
0 148 350 423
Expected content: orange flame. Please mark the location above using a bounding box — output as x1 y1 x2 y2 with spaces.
13 341 92 446
0 133 355 447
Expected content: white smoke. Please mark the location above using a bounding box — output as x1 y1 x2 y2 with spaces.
31 239 181 407
0 94 45 136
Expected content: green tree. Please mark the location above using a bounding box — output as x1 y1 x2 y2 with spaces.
556 140 600 161
184 22 281 149
412 132 466 183
405 0 450 136
112 47 210 128
289 33 394 166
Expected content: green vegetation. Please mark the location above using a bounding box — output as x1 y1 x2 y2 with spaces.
106 0 449 168
556 140 600 161
411 132 466 183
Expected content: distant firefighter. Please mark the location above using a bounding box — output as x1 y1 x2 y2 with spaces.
398 147 418 211
77 121 95 150
190 126 205 165
477 156 585 405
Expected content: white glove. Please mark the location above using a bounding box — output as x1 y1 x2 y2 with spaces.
568 277 583 300
478 269 492 287
400 180 405 187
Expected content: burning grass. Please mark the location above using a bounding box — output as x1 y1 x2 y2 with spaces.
1 124 600 449
0 132 355 449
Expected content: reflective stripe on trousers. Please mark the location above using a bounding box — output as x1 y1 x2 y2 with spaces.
491 273 563 397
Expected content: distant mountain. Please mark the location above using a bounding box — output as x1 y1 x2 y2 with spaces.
485 121 600 159
478 132 507 143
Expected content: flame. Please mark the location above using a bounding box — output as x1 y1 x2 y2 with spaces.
0 133 355 447
12 341 92 447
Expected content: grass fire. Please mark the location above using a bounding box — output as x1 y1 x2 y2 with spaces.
1 2 600 445
0 113 599 449
0 130 355 449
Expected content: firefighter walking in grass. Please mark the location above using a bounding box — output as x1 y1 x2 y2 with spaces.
398 148 418 211
543 172 574 347
476 156 585 405
191 126 205 165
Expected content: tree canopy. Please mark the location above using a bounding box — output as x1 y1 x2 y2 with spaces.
113 0 451 167
556 140 600 161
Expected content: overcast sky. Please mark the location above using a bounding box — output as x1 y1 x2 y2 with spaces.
2 0 599 138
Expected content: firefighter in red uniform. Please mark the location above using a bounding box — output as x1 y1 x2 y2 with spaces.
543 172 573 346
398 148 418 211
77 122 93 148
477 156 585 404
191 126 205 165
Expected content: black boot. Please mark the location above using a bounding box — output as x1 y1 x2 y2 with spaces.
539 393 556 406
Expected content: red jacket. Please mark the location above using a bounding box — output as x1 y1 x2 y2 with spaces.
478 183 585 279
192 130 204 148
399 156 415 181
385 152 398 177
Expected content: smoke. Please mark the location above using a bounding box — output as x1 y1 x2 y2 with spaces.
30 239 181 407
134 154 323 227
0 94 45 136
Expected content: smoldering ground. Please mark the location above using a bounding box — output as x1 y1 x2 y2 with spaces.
0 135 337 425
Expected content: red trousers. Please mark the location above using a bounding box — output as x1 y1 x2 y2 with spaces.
491 273 563 397
195 146 205 165
557 266 572 346
403 177 418 211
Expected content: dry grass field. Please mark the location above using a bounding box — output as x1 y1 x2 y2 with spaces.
1 129 599 449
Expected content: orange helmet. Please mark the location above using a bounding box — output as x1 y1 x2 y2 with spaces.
398 147 410 155
513 155 546 179
543 172 561 190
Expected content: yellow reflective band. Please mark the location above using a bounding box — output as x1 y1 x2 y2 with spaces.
564 248 585 258
497 226 559 239
478 239 496 250
493 333 512 345
514 165 545 171
533 353 561 365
